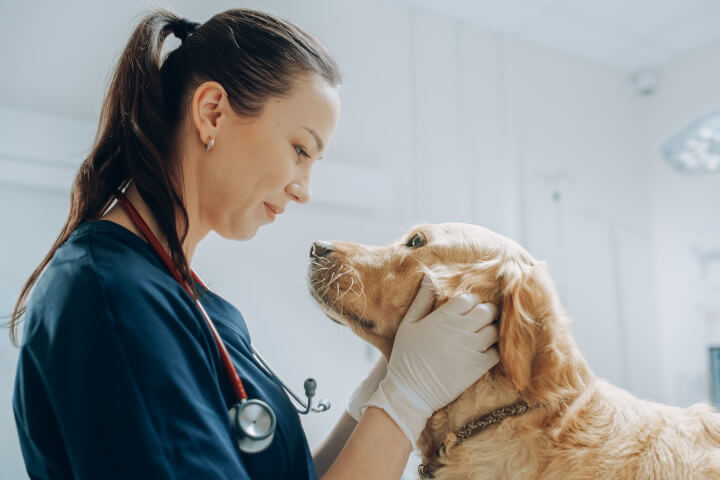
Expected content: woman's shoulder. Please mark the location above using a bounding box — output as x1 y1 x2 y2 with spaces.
23 221 195 340
32 220 165 301
66 219 165 279
23 219 251 358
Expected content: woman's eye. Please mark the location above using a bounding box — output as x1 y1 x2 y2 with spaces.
294 145 310 161
406 233 426 248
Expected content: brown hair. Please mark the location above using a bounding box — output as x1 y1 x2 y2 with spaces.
6 8 342 346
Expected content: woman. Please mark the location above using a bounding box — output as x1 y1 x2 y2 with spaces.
9 9 499 479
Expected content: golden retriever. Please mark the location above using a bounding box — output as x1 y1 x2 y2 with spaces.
307 223 720 479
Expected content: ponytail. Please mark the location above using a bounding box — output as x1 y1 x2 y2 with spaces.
7 10 196 346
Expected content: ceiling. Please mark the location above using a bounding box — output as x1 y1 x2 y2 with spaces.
395 0 720 72
0 0 719 120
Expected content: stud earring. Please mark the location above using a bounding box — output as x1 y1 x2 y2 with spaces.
204 136 215 153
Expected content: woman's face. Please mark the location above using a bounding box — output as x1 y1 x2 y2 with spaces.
193 73 341 240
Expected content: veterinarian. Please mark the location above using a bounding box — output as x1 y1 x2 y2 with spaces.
10 9 500 480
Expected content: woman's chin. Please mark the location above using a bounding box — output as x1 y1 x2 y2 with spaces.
234 226 259 241
215 220 259 241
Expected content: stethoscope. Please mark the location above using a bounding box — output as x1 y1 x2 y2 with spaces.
115 192 330 454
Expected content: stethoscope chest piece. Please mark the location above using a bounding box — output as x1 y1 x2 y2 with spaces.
229 399 277 454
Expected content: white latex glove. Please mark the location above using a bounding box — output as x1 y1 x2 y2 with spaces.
346 356 387 422
361 276 499 447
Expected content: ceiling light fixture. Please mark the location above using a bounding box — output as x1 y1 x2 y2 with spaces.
662 111 720 174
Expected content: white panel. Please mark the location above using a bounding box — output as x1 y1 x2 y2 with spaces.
613 227 664 400
457 27 519 237
562 212 626 387
523 172 567 288
412 11 472 223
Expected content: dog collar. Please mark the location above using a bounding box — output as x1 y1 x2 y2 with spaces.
418 399 538 479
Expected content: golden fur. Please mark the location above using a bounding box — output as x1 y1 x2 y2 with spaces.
308 223 720 479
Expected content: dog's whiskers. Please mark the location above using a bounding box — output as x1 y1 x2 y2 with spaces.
336 268 356 301
310 261 374 328
319 264 346 297
341 275 356 299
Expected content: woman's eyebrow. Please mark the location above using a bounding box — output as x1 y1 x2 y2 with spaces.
302 126 325 158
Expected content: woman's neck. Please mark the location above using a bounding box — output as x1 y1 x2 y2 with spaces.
100 183 203 263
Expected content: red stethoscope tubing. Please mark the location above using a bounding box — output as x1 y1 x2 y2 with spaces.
115 192 248 403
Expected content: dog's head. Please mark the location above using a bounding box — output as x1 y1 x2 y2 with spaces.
307 223 586 403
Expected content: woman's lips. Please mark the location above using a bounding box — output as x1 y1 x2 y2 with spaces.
264 203 276 221
264 202 284 221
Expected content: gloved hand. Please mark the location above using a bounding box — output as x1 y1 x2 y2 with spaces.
346 356 387 422
361 276 499 447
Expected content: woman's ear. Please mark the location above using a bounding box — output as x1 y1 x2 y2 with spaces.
191 81 228 143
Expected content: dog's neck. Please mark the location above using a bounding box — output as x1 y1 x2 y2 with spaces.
418 371 525 460
418 397 538 479
418 348 594 477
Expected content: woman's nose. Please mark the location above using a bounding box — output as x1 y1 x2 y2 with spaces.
286 182 310 204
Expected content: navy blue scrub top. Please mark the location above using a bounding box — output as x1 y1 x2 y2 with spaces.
13 220 318 480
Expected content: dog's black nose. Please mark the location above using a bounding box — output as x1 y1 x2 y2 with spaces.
310 241 334 258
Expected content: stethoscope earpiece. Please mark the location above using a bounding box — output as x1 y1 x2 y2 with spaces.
229 399 277 454
315 398 331 412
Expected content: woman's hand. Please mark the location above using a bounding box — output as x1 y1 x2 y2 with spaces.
361 276 499 447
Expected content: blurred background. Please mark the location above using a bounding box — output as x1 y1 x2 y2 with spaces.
1 0 720 478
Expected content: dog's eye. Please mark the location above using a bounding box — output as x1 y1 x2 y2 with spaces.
406 233 426 248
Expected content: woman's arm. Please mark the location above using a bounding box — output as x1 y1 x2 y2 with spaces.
312 411 358 477
320 407 412 480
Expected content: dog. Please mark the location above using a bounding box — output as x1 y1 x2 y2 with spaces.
307 223 720 479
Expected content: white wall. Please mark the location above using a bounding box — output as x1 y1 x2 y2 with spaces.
405 12 665 400
0 185 70 480
507 38 663 399
642 38 720 406
0 0 697 478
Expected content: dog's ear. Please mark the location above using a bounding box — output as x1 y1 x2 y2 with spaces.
498 259 563 396
425 260 503 302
